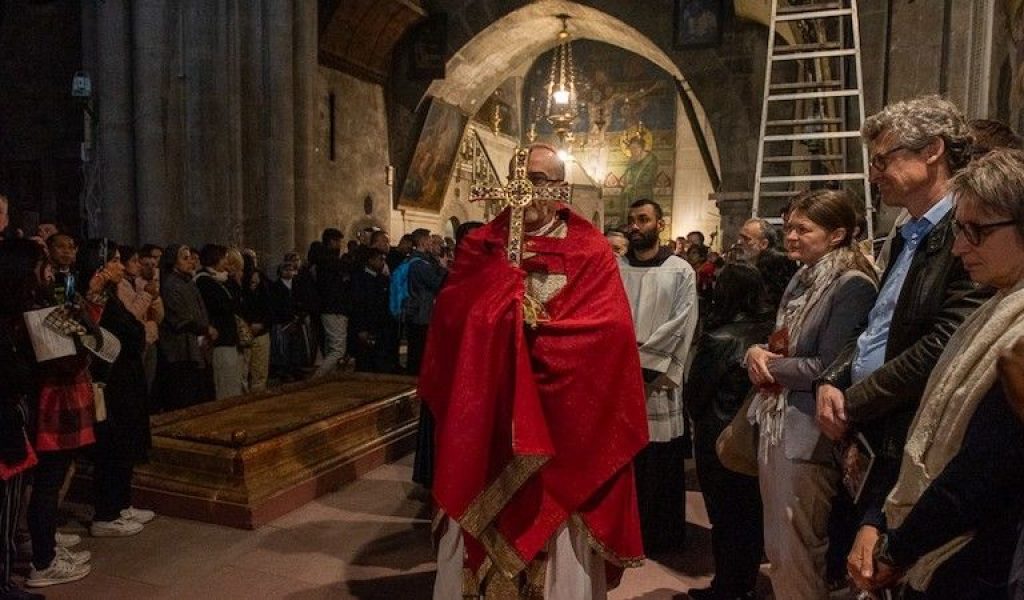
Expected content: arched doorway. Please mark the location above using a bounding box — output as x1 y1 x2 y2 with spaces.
402 0 727 242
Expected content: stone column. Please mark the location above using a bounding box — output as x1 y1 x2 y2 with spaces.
96 0 137 243
260 0 297 260
886 0 947 101
292 0 318 249
181 0 237 247
133 0 175 245
239 1 268 255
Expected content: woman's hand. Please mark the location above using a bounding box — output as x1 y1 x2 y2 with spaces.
745 345 781 386
88 262 125 295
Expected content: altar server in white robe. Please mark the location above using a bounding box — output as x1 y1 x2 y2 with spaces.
619 198 699 553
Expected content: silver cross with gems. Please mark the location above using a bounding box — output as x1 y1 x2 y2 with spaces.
471 147 571 265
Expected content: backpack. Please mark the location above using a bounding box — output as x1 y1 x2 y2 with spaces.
389 257 424 319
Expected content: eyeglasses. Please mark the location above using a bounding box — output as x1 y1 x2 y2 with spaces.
869 145 915 172
951 218 1018 246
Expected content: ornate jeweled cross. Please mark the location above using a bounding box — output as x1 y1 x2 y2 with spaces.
471 147 571 265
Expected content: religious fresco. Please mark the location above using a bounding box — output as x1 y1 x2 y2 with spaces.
398 99 468 213
522 40 678 230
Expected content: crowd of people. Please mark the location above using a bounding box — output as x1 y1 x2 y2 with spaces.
419 97 1024 600
2 93 1024 600
0 206 466 596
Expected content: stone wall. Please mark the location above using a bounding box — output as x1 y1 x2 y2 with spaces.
308 68 393 248
80 1 403 259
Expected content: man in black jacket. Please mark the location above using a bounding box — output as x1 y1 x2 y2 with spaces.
313 228 350 378
813 96 992 573
349 249 396 373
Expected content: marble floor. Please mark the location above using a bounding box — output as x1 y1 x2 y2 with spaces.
25 455 767 600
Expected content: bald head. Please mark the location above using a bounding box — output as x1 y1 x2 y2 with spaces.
509 144 567 230
510 143 565 184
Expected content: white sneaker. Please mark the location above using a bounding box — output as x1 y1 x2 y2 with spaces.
56 531 82 548
17 531 82 557
57 545 91 565
90 517 144 537
120 506 156 524
26 555 91 587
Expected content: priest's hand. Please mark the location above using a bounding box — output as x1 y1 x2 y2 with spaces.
816 383 849 440
999 338 1024 424
745 345 780 386
847 525 880 591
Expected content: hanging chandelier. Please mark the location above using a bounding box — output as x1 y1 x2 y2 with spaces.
544 15 578 143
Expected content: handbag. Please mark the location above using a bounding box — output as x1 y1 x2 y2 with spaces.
715 388 759 477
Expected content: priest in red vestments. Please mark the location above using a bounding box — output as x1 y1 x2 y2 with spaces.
419 144 649 599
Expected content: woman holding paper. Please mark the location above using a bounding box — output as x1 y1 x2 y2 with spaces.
21 237 116 588
744 189 878 599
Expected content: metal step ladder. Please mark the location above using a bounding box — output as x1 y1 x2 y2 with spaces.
752 0 873 240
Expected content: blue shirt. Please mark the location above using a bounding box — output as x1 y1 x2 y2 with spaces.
850 196 953 383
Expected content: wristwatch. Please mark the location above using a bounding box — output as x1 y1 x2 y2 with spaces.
873 532 900 568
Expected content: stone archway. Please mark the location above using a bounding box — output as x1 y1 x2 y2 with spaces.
401 1 760 238
417 0 769 196
387 0 773 243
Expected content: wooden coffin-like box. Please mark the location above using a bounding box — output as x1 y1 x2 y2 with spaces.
131 372 420 529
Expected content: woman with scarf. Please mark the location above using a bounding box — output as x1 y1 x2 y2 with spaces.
847 148 1024 599
79 241 155 538
744 189 879 599
195 244 243 400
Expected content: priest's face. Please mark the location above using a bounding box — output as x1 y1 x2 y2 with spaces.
626 203 663 251
519 146 565 229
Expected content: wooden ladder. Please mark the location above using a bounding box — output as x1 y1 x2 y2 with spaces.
752 0 873 239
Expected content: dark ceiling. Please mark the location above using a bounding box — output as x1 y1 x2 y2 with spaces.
319 0 427 83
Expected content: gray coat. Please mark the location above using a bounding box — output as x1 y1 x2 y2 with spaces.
767 269 877 462
158 271 210 364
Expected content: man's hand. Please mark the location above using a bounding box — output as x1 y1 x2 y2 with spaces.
144 280 159 296
816 383 849 440
847 525 880 590
745 346 780 386
999 338 1024 424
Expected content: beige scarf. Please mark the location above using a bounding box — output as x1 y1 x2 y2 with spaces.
749 247 866 452
885 278 1024 590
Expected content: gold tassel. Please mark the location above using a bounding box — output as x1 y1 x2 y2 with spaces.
522 293 550 329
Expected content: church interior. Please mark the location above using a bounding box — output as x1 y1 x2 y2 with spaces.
1 0 1017 251
2 0 1024 599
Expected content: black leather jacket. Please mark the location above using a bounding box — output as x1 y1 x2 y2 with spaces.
817 211 993 459
686 314 775 423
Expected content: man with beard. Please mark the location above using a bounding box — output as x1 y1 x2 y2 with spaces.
734 218 797 311
618 198 699 553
